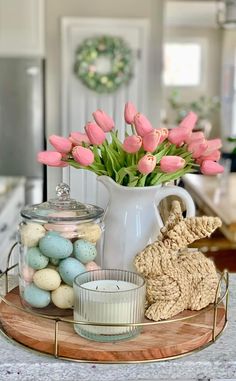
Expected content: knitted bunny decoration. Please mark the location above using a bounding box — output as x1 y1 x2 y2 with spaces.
134 201 222 321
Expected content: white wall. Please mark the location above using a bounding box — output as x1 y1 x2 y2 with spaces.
163 27 222 137
45 0 164 197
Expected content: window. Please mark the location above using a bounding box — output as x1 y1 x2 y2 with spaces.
164 43 202 86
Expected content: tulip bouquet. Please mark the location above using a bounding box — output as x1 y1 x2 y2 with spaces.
38 102 224 187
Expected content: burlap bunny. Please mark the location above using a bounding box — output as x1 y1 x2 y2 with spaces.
134 201 222 321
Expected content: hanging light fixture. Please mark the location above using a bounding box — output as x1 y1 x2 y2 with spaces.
217 0 236 28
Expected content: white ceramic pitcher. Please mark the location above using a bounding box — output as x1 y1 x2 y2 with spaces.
98 176 195 271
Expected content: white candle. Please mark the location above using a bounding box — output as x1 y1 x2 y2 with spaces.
74 278 145 340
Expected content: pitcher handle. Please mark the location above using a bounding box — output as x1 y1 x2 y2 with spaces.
155 185 195 228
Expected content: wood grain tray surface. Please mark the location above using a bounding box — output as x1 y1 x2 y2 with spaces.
0 287 226 363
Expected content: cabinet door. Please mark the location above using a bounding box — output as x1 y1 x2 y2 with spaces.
0 0 44 56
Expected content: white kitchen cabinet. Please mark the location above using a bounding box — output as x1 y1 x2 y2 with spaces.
0 178 25 272
0 0 44 56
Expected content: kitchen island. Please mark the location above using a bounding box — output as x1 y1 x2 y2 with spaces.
0 274 235 381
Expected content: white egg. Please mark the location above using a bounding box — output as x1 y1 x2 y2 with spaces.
51 285 74 309
33 268 61 291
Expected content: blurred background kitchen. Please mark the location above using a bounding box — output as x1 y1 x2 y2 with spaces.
0 0 236 271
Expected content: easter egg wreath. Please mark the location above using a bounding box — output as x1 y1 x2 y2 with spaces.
38 102 224 186
74 35 133 93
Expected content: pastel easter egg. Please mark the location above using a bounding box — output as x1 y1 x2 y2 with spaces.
48 211 77 218
23 283 51 308
85 261 101 271
26 247 49 270
20 223 46 247
39 233 73 259
59 258 86 286
60 231 78 240
77 223 102 243
33 269 61 291
44 224 77 232
73 239 97 264
22 266 35 282
51 285 74 309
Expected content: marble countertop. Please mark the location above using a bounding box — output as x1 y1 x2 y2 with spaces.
0 275 235 381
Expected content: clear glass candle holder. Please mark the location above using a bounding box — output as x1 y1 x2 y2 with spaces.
73 269 146 342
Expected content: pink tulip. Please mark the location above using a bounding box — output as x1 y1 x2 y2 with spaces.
85 122 106 145
138 154 157 175
202 138 222 157
124 102 137 124
123 135 142 153
134 113 153 137
200 160 224 175
49 135 72 153
72 146 94 166
168 126 191 146
187 139 208 159
185 131 205 144
179 111 198 130
69 132 90 145
93 109 114 132
159 128 169 143
37 151 68 167
160 156 185 173
143 129 161 152
197 150 221 164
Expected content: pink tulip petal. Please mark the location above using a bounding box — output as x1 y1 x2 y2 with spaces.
138 154 156 174
134 113 153 137
160 156 186 173
93 109 114 132
123 135 142 153
49 135 72 153
200 160 224 175
124 102 137 124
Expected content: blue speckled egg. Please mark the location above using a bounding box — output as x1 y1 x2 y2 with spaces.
59 258 86 286
39 233 73 259
23 283 51 308
73 239 97 264
26 247 49 270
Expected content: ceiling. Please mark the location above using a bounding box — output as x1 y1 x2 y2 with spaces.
165 1 221 28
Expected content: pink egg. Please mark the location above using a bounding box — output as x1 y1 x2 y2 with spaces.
22 266 35 282
60 231 79 239
44 223 78 232
48 211 77 218
85 261 101 271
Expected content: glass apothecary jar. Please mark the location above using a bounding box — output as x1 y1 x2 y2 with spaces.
18 183 104 316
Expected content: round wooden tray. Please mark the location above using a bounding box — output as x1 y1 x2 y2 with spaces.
0 287 227 363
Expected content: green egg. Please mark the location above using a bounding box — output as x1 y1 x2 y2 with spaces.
73 239 97 264
23 284 51 308
26 247 49 270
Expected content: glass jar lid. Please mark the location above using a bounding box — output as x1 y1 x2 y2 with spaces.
21 183 104 223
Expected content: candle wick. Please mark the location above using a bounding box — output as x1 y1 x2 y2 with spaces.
116 285 120 290
96 286 98 290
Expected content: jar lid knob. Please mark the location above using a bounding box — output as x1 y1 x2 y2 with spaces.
56 182 70 201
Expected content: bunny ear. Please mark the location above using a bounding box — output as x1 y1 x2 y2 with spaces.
163 216 222 252
158 200 183 241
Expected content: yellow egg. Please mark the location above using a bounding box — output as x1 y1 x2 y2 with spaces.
51 285 74 309
33 269 61 291
20 223 46 247
77 223 102 243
